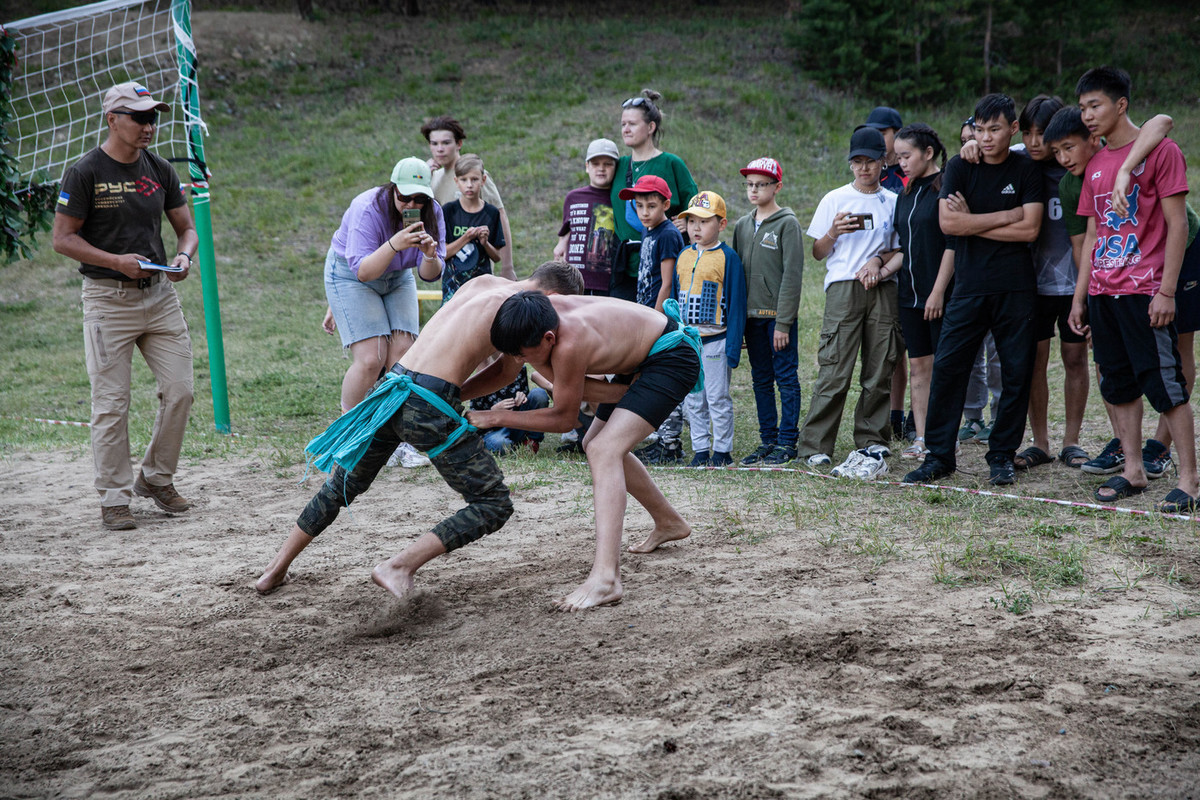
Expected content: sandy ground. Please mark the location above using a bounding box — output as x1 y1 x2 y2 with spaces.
2 448 1199 799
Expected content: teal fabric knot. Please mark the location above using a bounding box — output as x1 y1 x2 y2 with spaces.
652 298 704 394
304 372 475 474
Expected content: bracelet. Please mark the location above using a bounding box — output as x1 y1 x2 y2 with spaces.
387 236 399 253
1158 290 1176 299
177 251 192 264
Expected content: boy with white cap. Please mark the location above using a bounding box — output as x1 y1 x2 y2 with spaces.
673 191 747 467
555 138 621 296
731 157 804 465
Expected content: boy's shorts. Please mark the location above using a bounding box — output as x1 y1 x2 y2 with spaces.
596 320 701 429
1089 294 1189 412
898 305 943 358
1173 236 1200 334
1034 294 1087 344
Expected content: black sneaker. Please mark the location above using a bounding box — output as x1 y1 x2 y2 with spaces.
762 445 797 465
1081 438 1124 475
637 439 683 465
989 458 1016 486
903 456 954 484
1142 438 1172 479
710 451 733 467
740 443 775 465
688 450 711 468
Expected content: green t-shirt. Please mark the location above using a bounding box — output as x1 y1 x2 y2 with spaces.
1060 169 1199 245
610 151 698 275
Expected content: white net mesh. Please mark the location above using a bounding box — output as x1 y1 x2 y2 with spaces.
5 0 199 190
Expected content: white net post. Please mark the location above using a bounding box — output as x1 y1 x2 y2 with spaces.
5 0 230 433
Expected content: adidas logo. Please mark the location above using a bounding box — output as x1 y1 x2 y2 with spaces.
1001 184 1015 195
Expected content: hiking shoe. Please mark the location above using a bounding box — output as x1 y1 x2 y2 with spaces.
740 443 776 465
865 443 891 458
637 439 684 465
975 422 993 446
903 456 954 484
762 445 797 465
958 418 984 442
901 438 929 460
688 450 711 468
388 441 431 468
806 453 832 467
101 504 136 530
133 473 191 512
989 458 1016 486
1081 438 1124 475
1142 439 1172 479
710 451 734 467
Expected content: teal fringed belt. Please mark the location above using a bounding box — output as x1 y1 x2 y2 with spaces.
305 372 475 474
655 298 704 394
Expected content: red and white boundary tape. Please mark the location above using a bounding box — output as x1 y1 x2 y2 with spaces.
7 416 242 438
660 463 1197 523
7 415 1192 522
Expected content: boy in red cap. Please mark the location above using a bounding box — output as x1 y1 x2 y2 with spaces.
618 174 687 463
732 157 805 465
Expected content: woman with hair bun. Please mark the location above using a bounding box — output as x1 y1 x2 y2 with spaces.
609 88 698 301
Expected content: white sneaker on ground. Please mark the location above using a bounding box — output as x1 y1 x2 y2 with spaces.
387 441 431 468
865 443 891 458
836 448 888 480
807 453 832 467
831 450 866 478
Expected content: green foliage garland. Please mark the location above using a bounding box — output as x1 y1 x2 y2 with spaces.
1 27 56 264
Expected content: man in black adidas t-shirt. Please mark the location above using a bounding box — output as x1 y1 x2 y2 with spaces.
904 93 1044 486
52 82 198 531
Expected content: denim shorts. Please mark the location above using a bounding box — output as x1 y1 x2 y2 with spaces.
323 246 420 348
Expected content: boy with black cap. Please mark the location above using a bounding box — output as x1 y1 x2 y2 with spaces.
864 106 906 192
799 126 901 478
732 157 804 465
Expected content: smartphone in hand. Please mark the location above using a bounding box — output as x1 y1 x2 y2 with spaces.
402 208 422 228
846 213 874 231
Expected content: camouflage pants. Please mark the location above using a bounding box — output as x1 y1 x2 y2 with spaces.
297 377 512 551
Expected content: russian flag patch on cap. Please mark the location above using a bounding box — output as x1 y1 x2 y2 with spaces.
134 85 151 97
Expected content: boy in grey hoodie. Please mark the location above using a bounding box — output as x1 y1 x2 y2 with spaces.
731 157 805 465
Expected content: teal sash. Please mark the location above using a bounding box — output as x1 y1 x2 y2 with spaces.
654 298 704 394
305 372 474 474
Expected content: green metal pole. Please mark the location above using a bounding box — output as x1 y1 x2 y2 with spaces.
171 0 230 433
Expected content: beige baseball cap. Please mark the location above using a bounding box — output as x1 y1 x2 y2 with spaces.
102 82 170 114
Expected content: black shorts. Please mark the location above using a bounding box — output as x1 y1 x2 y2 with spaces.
1089 294 1189 412
898 305 943 358
1174 235 1200 334
596 320 701 428
1034 294 1086 344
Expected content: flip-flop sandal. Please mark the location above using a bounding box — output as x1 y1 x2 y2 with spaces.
1014 446 1053 470
1158 488 1198 514
1094 476 1147 503
1058 444 1089 468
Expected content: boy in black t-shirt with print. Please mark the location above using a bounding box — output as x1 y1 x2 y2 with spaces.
442 153 505 301
903 93 1044 487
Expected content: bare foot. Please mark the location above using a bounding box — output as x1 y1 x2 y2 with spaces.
629 521 691 553
553 577 623 612
255 567 289 595
371 561 417 600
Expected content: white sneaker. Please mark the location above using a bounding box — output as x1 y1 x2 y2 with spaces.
831 450 865 477
865 443 891 458
849 450 889 480
387 441 431 468
807 453 832 467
